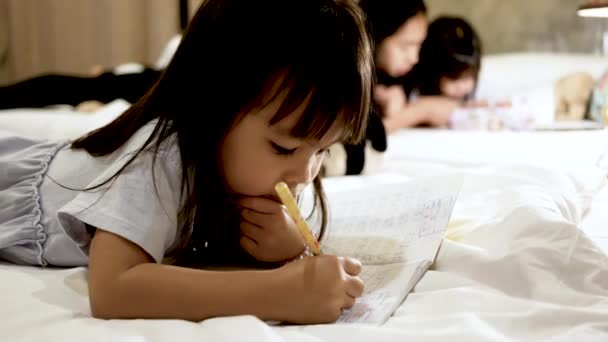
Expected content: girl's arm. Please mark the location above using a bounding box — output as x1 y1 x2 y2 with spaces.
88 229 364 324
381 95 461 134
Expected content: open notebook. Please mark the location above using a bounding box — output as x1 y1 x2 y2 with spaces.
318 174 464 324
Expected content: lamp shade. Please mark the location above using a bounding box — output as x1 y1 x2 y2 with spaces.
578 2 608 17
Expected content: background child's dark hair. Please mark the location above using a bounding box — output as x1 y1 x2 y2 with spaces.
358 0 427 48
69 0 373 265
412 16 482 100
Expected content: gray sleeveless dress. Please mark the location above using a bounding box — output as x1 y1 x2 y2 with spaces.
0 132 68 265
0 124 183 267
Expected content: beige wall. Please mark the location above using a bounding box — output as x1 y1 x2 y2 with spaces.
189 0 204 18
0 0 180 85
2 0 602 85
0 0 8 85
426 0 604 54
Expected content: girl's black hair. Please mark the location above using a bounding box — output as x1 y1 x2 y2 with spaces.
412 16 482 100
70 0 373 264
358 0 427 47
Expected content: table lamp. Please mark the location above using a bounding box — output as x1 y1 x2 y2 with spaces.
578 1 608 17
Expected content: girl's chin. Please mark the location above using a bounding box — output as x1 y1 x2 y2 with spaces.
394 67 412 78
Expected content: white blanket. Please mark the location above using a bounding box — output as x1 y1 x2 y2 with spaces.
0 99 129 141
1 104 607 341
1 161 607 341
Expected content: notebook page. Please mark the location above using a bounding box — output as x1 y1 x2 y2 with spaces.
337 260 432 324
322 174 463 263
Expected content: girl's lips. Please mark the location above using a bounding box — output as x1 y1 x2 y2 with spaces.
263 193 282 203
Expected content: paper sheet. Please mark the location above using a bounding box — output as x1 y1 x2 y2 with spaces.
323 175 463 264
337 260 431 324
320 174 464 324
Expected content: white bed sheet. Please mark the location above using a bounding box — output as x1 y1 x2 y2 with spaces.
1 163 607 341
0 99 129 141
1 105 608 341
581 184 608 253
384 128 608 252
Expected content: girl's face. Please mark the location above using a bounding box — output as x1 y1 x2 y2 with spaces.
220 92 342 200
439 74 476 100
376 13 428 78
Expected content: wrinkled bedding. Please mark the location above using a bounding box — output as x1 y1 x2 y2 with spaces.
1 100 607 341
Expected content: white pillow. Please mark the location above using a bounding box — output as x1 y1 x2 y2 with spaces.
0 99 129 141
477 52 608 99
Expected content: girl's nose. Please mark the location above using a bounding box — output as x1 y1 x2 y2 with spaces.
283 157 314 190
410 47 420 65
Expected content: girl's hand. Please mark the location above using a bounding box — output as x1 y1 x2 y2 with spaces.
275 255 365 324
421 96 461 127
238 196 307 263
374 84 407 118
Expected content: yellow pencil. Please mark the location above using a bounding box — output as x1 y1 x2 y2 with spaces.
274 182 322 255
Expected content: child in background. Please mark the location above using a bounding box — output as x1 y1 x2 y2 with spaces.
323 0 469 177
359 0 427 86
409 17 534 131
408 16 482 103
407 16 489 129
0 0 371 324
322 0 427 177
359 0 461 133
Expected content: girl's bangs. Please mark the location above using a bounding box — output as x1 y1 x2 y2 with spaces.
442 56 480 79
236 0 372 146
265 67 369 145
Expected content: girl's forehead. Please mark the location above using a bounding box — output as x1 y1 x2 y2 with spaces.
267 107 343 146
251 66 360 145
395 13 427 42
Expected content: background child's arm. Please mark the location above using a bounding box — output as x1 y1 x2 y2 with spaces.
382 96 460 133
88 229 364 324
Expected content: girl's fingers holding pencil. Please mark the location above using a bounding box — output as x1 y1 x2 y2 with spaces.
341 257 365 298
342 295 356 310
346 275 365 298
341 257 362 276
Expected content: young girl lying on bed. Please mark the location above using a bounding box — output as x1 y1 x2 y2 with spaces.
0 0 371 324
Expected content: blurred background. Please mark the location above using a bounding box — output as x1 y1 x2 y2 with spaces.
0 0 606 85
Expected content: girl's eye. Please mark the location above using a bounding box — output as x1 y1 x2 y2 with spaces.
271 142 296 155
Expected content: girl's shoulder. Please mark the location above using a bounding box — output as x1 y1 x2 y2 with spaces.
0 130 69 160
49 119 182 190
113 119 181 163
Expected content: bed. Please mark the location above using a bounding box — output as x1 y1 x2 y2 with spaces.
1 53 607 341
